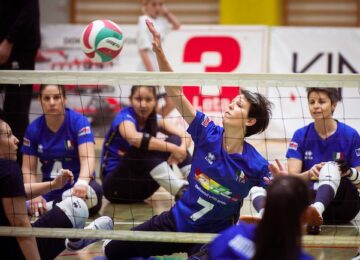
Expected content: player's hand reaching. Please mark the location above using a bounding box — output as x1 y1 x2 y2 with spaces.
72 179 89 200
146 19 162 53
265 159 288 185
51 169 74 189
307 162 325 180
28 195 47 217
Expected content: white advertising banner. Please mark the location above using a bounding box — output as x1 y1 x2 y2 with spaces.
34 25 268 128
268 27 360 139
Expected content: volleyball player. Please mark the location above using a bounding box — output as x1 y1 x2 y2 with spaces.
0 118 113 260
208 176 313 260
22 84 103 216
102 19 273 259
244 88 360 235
101 84 191 203
287 87 360 233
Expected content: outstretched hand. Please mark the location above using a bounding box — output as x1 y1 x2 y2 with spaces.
145 19 162 53
264 159 288 185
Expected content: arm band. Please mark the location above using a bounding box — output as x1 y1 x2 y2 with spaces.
140 133 151 151
348 168 360 185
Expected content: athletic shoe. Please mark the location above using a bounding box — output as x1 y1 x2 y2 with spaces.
306 206 323 235
65 216 114 251
238 215 261 225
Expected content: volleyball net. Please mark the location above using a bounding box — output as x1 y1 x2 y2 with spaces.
0 70 359 248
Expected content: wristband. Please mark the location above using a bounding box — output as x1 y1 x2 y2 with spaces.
347 168 360 185
140 132 151 151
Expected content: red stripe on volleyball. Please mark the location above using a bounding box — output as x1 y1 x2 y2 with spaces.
85 51 96 58
97 47 122 58
103 20 122 34
83 22 94 49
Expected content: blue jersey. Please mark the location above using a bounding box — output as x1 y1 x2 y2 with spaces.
286 121 360 172
101 107 144 176
22 108 95 201
208 222 313 260
172 111 270 233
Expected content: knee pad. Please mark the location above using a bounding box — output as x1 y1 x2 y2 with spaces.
62 185 98 209
56 196 89 229
248 186 266 200
318 161 341 193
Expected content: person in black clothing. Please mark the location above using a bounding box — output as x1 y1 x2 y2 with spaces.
0 0 41 165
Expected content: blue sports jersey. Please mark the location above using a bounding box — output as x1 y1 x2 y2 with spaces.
22 108 95 201
208 222 313 260
172 111 270 233
286 121 360 172
101 107 142 176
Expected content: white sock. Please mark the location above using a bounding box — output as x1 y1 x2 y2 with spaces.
312 202 325 216
150 162 188 195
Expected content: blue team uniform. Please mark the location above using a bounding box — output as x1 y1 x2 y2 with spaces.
286 121 360 223
172 111 270 233
101 107 138 177
104 111 271 259
286 121 360 173
208 222 313 260
22 108 95 202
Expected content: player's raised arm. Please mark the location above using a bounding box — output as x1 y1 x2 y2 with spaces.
146 19 196 125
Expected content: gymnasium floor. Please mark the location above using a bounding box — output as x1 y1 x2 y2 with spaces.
54 139 360 260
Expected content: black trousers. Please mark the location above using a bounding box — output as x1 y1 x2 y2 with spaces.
321 178 360 224
104 209 203 259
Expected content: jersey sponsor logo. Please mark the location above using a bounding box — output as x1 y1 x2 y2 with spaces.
356 148 360 157
37 144 44 153
194 169 239 202
304 150 313 160
229 234 255 258
205 152 215 165
201 116 211 127
23 137 31 147
288 141 298 150
78 126 91 137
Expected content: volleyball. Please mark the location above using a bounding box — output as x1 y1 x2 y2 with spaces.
80 19 124 63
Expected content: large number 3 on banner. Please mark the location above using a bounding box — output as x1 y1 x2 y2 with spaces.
182 36 242 113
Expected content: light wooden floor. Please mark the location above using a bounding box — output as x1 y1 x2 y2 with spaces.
54 139 360 259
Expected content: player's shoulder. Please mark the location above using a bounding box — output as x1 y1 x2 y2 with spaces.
27 114 45 132
338 121 358 135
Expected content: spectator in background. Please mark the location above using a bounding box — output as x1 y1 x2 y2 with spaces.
136 0 180 117
0 0 41 165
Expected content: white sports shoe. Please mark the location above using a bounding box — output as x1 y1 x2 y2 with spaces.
65 216 113 251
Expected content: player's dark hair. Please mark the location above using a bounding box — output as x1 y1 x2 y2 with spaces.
306 87 341 103
242 90 272 137
39 84 66 97
130 85 158 136
253 176 311 260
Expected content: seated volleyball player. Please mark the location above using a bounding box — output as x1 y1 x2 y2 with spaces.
208 176 313 260
101 84 191 203
0 119 113 260
22 84 103 216
287 87 360 233
102 19 272 259
244 88 360 234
